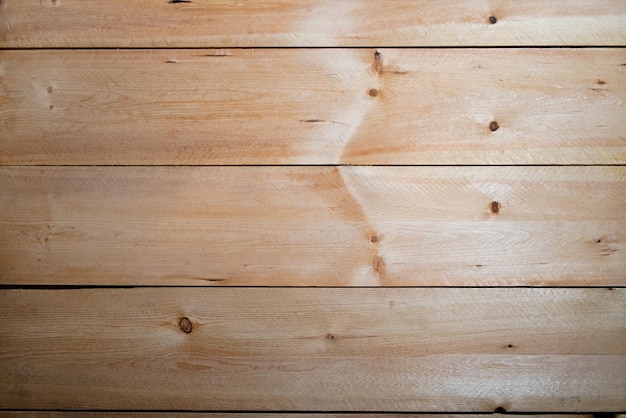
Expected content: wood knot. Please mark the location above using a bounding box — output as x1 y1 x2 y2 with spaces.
325 333 336 340
490 201 500 214
369 235 379 244
489 121 499 131
179 317 193 333
368 88 380 97
489 16 497 24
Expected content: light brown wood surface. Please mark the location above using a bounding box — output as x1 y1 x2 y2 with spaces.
0 288 624 411
1 48 625 165
2 0 625 414
2 0 625 48
1 166 623 286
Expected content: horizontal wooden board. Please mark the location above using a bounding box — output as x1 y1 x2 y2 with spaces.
0 288 624 411
1 49 625 165
1 0 625 48
1 166 624 286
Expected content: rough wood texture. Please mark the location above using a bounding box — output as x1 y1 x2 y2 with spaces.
1 166 623 286
0 288 624 411
1 49 625 165
1 0 625 48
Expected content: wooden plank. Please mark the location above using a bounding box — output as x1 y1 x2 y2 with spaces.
1 49 624 166
1 166 624 286
0 288 624 411
1 0 625 48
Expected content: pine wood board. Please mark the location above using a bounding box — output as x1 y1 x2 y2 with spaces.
1 0 625 48
1 166 624 286
1 49 625 165
0 288 624 411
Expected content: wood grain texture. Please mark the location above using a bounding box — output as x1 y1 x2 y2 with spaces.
1 48 625 165
1 0 625 48
1 166 623 286
0 288 624 411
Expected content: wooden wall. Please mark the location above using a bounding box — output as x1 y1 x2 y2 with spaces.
1 0 625 414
